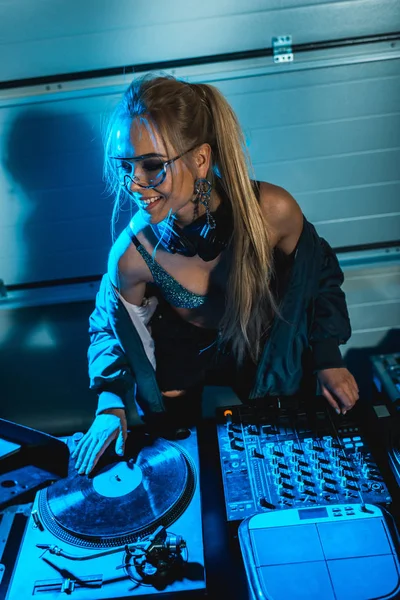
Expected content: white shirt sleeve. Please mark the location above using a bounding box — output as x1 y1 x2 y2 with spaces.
118 294 158 370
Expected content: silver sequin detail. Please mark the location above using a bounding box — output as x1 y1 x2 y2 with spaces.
136 244 206 309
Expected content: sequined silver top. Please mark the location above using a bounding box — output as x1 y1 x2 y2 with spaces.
128 230 206 309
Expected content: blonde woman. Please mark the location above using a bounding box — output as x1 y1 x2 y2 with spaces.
73 76 358 475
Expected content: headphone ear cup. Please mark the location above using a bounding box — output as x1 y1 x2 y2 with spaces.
168 222 198 257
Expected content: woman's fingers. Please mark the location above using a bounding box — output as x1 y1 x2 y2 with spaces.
321 385 341 414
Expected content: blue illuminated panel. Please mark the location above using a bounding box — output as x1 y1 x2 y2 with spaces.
298 507 328 520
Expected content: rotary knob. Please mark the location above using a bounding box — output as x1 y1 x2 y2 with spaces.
266 443 275 457
304 438 313 452
284 441 294 454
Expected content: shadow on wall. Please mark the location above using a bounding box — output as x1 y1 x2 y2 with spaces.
1 108 110 435
345 328 400 405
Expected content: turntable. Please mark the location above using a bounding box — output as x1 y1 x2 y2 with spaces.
5 430 206 599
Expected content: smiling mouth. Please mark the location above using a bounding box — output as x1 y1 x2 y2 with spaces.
138 195 162 208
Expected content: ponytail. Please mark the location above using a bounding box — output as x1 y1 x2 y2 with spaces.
196 83 278 363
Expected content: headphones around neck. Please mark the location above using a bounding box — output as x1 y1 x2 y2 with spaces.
152 183 234 262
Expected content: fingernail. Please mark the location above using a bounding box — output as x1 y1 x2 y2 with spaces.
335 408 340 414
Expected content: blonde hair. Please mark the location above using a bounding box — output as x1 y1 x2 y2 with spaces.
104 75 278 363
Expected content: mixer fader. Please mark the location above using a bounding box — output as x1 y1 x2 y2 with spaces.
216 402 391 521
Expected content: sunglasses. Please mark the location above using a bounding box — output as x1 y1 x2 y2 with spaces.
110 146 196 190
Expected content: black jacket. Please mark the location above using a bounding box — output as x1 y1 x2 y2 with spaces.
88 216 351 417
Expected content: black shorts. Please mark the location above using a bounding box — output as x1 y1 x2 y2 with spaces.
149 300 257 400
150 300 222 392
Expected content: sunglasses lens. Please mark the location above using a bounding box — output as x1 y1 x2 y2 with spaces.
117 159 166 189
141 159 165 187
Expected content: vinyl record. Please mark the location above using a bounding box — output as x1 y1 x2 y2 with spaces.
38 437 196 548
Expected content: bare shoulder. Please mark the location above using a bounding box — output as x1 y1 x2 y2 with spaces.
258 181 304 254
108 217 151 303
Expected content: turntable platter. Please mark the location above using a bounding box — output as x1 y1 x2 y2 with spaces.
38 437 196 547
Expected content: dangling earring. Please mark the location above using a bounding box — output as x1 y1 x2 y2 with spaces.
193 178 216 230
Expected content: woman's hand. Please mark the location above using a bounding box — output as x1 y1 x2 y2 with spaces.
317 368 359 415
71 408 127 475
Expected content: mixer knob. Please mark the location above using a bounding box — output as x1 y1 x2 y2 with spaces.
340 476 347 488
271 456 278 466
324 436 333 449
298 481 305 493
316 469 324 480
224 409 233 427
230 439 244 451
284 441 294 454
266 443 275 457
277 484 284 495
304 438 313 451
310 451 319 463
290 453 298 464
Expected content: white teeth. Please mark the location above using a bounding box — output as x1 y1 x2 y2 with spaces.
140 196 161 205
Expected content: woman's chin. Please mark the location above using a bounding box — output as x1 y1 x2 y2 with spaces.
138 199 168 223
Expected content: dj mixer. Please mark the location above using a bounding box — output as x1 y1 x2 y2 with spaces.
216 400 391 521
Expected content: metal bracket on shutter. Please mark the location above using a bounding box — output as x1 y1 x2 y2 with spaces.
272 36 293 63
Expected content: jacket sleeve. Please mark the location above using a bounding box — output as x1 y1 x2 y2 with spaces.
309 236 352 372
88 283 136 415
